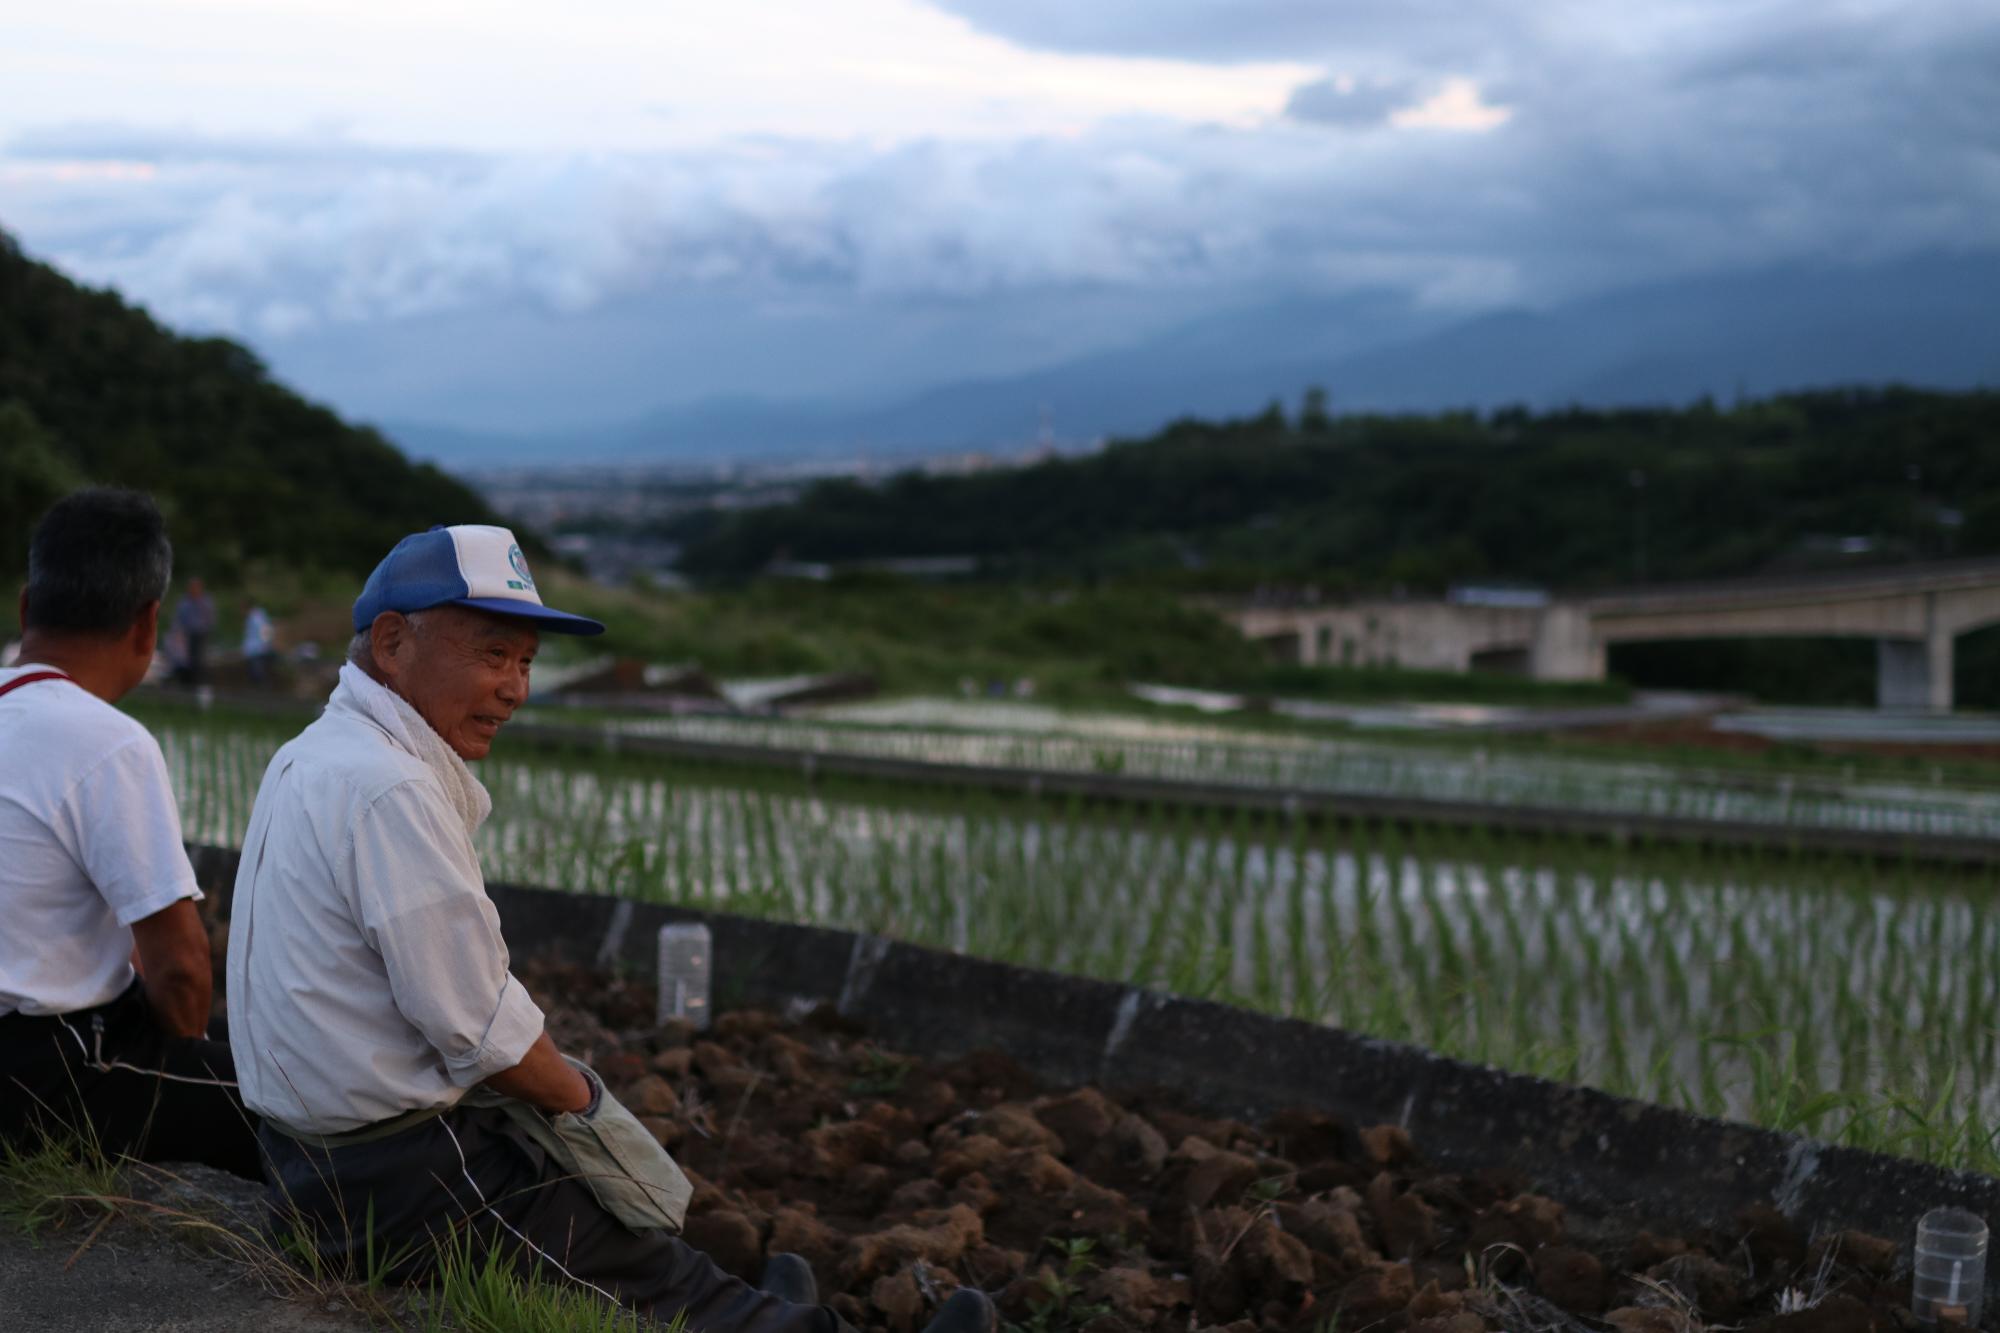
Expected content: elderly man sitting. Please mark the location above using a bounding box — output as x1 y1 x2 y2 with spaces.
228 525 995 1331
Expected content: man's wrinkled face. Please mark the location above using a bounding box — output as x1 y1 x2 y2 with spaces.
378 607 538 761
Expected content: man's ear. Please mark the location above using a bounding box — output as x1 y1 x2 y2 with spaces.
131 600 161 656
16 586 29 633
369 611 408 680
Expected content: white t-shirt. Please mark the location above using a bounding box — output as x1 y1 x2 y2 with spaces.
0 666 202 1016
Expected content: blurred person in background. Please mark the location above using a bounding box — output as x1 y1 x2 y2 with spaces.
160 621 188 682
171 575 214 687
227 524 990 1332
0 488 260 1178
241 597 276 685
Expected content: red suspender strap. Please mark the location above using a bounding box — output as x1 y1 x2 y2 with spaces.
0 670 73 700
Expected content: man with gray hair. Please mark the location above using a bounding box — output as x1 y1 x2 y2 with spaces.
229 525 990 1330
0 488 259 1178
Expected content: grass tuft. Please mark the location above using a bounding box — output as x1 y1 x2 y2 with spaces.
0 1126 121 1239
418 1228 685 1333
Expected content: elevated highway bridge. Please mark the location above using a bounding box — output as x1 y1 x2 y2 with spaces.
1222 557 2000 711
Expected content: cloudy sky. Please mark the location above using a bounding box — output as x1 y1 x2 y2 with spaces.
4 0 1997 434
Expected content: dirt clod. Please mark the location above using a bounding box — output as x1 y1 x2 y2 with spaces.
947 1171 998 1216
626 1074 681 1116
1285 1192 1378 1271
1358 1123 1416 1167
1087 1266 1187 1323
869 1267 926 1333
1629 1230 1691 1270
1368 1169 1440 1259
1235 1216 1314 1303
1753 1292 1879 1333
1082 1113 1170 1183
934 1133 1007 1184
1035 1088 1120 1160
1467 1193 1565 1268
1809 1230 1901 1278
1339 1260 1416 1322
1408 1279 1467 1320
681 1207 763 1280
1005 1148 1077 1196
803 1118 891 1178
1192 1243 1248 1323
692 1040 741 1074
1266 1108 1356 1167
978 1104 1065 1153
768 1206 843 1286
1647 1251 1745 1319
1171 1139 1263 1213
1534 1244 1609 1314
1410 1312 1487 1333
847 1205 983 1282
1606 1306 1700 1333
650 1046 693 1078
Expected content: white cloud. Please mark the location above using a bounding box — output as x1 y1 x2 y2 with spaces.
0 0 1994 428
1389 80 1512 133
0 0 1314 153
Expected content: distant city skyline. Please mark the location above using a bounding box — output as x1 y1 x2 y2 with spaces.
4 0 1996 438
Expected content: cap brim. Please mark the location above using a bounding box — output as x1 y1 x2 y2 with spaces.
451 597 607 636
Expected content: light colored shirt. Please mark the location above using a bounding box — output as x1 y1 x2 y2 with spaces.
226 667 544 1135
242 607 274 656
0 667 201 1016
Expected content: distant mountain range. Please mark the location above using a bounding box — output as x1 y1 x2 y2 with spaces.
388 252 2000 469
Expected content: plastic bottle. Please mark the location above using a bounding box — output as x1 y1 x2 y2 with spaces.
1914 1207 1988 1326
656 922 712 1030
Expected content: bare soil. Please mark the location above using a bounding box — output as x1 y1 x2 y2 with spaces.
522 959 1930 1333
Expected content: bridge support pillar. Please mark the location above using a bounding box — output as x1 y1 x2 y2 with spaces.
1876 630 1953 712
1529 606 1606 682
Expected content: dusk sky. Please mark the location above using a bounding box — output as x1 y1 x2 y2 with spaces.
4 1 1996 435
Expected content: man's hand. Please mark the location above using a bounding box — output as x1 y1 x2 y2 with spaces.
129 899 212 1038
484 1032 593 1114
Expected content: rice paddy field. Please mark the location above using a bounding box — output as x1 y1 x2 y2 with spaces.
142 699 2000 1173
599 707 2000 839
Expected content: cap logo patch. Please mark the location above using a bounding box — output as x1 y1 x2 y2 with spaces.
507 543 536 592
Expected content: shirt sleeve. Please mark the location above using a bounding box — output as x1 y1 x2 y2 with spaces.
347 780 544 1086
61 733 202 926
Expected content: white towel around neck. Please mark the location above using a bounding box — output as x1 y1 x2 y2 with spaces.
331 661 493 837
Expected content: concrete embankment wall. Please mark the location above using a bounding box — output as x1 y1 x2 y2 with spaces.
189 843 2000 1298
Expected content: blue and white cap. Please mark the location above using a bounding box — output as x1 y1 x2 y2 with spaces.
352 524 605 636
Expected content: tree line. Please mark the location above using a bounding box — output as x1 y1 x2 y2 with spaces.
670 387 2000 594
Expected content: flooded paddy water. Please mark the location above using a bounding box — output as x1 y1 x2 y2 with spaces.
608 704 2000 839
150 704 2000 1168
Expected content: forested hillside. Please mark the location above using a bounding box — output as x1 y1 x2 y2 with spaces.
673 388 2000 592
0 232 508 585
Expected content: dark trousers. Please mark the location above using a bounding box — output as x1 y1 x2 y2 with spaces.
260 1103 841 1332
0 980 261 1180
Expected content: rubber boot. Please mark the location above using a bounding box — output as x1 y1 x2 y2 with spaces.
758 1252 819 1306
920 1288 996 1333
